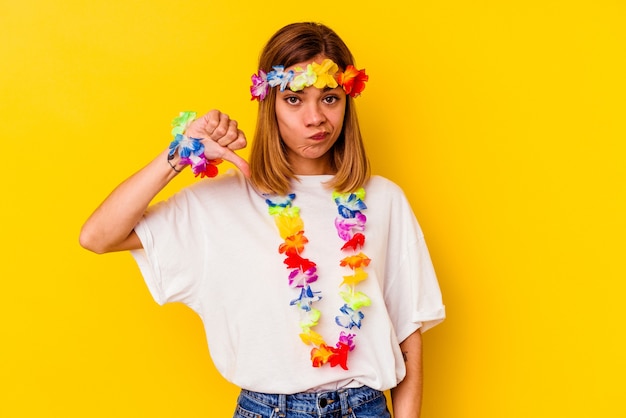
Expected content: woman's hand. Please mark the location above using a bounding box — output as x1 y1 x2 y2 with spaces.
185 110 250 177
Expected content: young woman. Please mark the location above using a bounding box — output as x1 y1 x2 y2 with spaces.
80 22 445 418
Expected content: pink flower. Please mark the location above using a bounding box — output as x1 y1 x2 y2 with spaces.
288 266 318 288
335 212 366 241
338 332 356 351
250 70 269 101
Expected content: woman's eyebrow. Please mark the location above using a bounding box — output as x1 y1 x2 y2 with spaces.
279 89 303 95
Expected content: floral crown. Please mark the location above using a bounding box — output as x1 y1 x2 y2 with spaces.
250 58 368 101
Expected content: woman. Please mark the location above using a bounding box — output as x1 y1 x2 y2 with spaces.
80 22 445 418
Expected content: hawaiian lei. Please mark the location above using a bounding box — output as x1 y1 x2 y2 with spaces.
251 58 368 101
168 111 222 178
265 188 371 370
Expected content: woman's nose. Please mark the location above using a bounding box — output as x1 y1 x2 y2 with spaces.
305 103 326 126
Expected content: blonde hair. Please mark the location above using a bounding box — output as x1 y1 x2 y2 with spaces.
249 22 370 195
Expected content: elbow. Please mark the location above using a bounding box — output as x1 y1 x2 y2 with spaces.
79 223 139 253
79 225 107 254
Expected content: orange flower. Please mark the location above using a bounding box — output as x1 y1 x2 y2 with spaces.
311 344 335 367
279 231 308 255
340 252 371 269
337 65 368 97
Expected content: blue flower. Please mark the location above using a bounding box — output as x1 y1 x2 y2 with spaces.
168 134 204 158
290 286 322 311
335 304 365 329
265 193 296 209
267 66 294 91
334 192 367 219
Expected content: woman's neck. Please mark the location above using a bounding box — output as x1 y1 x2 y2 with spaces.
289 155 335 176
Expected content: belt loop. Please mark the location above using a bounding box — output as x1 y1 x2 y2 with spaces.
278 394 287 417
339 389 351 417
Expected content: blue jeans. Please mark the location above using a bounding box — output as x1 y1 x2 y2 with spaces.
233 386 391 418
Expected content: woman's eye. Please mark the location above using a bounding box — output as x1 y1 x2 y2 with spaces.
323 95 339 104
285 96 300 104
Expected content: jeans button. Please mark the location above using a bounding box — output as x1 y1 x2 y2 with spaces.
319 398 328 408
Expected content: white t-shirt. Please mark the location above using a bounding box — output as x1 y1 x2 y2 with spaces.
131 170 445 394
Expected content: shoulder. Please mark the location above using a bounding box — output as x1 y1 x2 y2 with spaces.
185 169 260 199
365 175 407 201
150 169 261 214
188 168 247 190
365 175 421 231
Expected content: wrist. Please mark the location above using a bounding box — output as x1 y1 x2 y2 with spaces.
167 111 222 178
166 153 184 173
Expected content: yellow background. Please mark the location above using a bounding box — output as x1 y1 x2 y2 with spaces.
2 0 625 416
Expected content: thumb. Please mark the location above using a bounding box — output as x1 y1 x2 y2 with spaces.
220 148 251 178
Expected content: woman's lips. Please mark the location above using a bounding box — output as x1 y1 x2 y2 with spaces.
310 131 329 140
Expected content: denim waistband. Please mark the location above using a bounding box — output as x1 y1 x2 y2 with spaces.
239 385 384 415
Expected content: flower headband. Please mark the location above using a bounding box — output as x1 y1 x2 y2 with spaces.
250 58 368 101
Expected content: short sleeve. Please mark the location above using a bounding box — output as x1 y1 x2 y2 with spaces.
130 188 206 309
382 184 445 342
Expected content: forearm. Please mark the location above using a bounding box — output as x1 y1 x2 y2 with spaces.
79 149 181 253
390 329 423 418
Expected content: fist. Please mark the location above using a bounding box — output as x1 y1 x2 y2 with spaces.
186 110 250 177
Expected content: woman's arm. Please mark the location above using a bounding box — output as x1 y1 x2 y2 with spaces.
79 148 181 253
390 329 423 418
79 110 248 254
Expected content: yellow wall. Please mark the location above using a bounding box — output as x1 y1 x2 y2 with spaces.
2 0 624 416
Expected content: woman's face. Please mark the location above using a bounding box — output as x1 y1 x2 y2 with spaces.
275 57 346 175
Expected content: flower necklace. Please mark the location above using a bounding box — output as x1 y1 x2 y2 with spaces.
265 188 371 370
